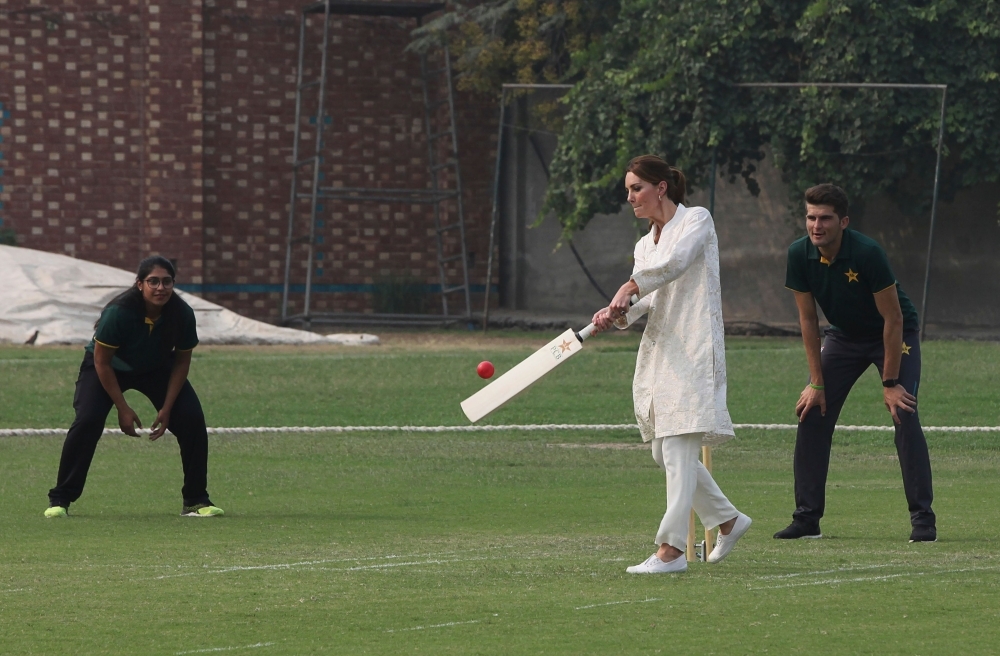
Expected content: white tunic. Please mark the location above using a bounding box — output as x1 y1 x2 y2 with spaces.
620 204 735 446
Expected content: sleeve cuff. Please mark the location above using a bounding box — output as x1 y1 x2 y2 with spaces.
784 286 810 294
873 282 897 294
93 339 120 349
618 295 651 329
631 273 651 299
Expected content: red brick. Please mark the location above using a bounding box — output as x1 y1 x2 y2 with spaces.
0 1 497 319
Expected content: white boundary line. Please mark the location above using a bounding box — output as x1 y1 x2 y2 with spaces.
575 597 662 610
175 643 275 655
736 423 1000 432
2 423 998 437
755 564 895 580
148 551 474 580
384 619 483 633
750 564 1000 590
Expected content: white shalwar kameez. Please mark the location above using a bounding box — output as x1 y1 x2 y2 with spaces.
619 203 739 551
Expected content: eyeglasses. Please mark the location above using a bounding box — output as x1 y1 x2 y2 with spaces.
143 276 175 288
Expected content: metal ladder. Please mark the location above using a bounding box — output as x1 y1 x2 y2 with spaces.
281 1 471 325
420 44 472 319
281 1 332 326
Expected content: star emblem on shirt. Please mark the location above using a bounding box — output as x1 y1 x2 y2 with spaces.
901 342 911 355
845 268 859 282
559 339 573 353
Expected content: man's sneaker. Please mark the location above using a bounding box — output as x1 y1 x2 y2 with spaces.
181 503 225 517
626 553 688 574
43 506 68 518
773 522 822 539
909 526 937 543
707 512 752 563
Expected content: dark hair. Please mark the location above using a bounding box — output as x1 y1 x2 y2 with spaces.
626 155 687 204
805 183 849 218
97 255 190 359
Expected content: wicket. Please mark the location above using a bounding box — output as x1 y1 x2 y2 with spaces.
686 445 715 562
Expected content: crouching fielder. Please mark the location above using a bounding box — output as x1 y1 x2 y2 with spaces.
44 256 224 519
593 155 751 573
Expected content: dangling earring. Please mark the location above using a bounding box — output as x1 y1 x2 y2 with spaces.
658 195 662 201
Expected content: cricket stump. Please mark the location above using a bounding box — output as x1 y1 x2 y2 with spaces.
686 445 714 562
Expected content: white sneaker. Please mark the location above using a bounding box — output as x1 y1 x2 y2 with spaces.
707 512 752 563
625 553 688 574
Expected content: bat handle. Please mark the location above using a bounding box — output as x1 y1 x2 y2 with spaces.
577 294 640 341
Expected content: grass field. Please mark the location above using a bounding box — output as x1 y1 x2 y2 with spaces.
1 333 999 655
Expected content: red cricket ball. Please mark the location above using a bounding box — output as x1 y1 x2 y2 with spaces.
477 361 495 379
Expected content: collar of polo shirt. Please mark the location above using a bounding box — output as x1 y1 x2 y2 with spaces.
806 228 854 266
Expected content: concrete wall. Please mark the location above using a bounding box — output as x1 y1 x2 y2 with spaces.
497 96 639 315
856 184 1000 334
496 95 803 329
497 94 1000 336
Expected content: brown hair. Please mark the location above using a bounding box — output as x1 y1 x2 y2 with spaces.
626 155 686 204
805 183 849 218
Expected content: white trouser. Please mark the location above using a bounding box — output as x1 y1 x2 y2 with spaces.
651 433 739 551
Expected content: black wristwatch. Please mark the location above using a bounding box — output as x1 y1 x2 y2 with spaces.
882 378 900 388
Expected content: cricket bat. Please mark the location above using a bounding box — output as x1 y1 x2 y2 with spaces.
460 323 597 423
461 296 638 423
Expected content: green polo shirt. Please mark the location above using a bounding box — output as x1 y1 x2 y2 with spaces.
85 302 199 372
785 229 919 339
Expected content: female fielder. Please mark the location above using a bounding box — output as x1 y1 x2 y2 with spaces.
44 256 224 518
592 155 750 573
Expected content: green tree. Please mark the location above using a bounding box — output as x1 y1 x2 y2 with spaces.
417 0 1000 235
410 0 620 92
547 0 1000 233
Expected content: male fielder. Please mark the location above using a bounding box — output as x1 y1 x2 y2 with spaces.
774 183 937 543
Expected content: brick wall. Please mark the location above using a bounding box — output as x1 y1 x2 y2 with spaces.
0 98 7 235
0 0 498 321
142 0 205 281
1 1 150 268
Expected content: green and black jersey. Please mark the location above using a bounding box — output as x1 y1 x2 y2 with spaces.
85 302 199 372
785 229 919 339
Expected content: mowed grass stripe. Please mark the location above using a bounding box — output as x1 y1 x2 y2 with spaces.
1 338 999 654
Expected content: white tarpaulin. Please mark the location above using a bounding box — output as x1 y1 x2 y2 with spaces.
0 245 378 346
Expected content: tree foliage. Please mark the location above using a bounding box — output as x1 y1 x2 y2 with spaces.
417 0 1000 235
410 1 620 93
548 0 1000 233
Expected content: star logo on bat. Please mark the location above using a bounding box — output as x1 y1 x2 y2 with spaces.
845 268 859 282
558 339 573 353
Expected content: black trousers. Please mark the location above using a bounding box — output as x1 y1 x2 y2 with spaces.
48 352 211 508
792 330 935 529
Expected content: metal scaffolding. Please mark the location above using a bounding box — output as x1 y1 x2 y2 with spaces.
281 0 472 327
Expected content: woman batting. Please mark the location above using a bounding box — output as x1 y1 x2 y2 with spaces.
44 256 224 518
593 155 750 573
